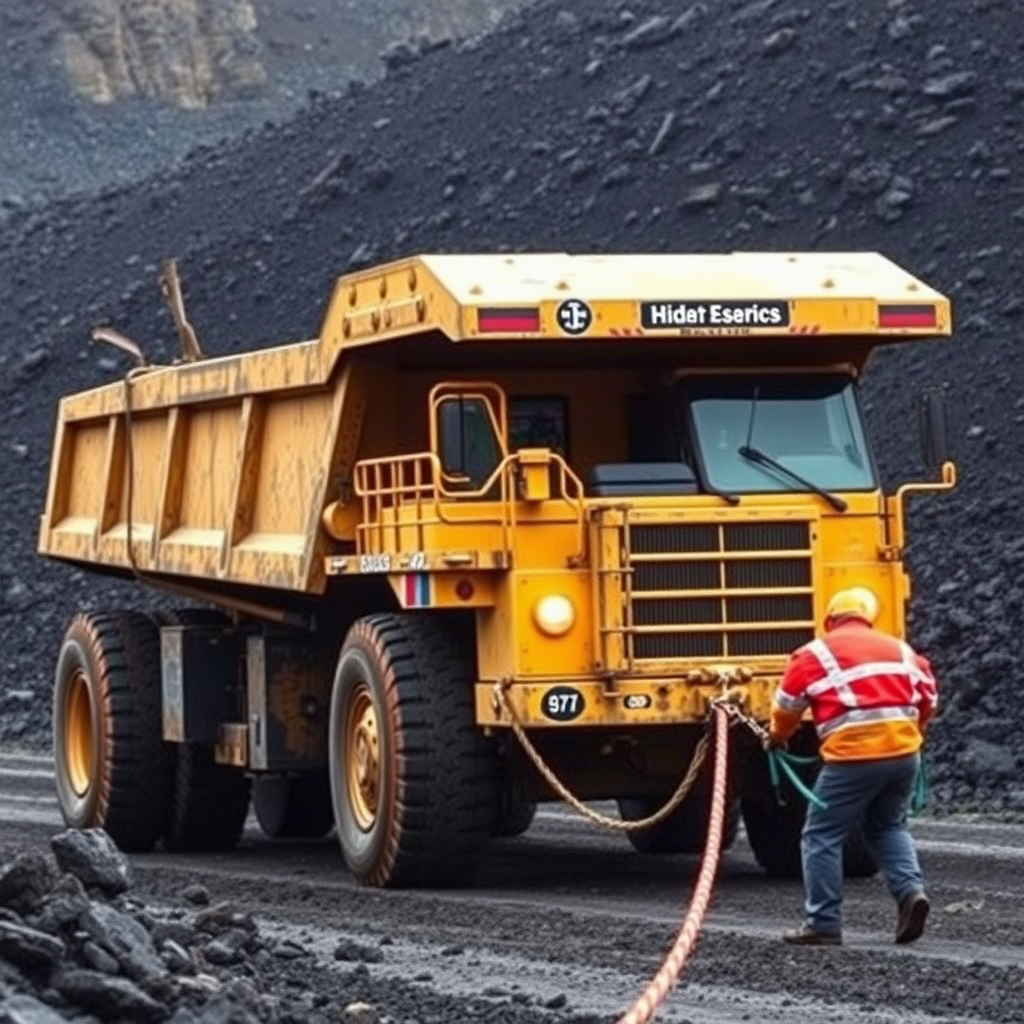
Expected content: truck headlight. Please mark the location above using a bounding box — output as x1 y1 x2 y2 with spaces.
533 595 575 637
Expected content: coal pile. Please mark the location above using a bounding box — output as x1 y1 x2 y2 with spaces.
0 830 612 1024
0 829 354 1024
2 0 1024 812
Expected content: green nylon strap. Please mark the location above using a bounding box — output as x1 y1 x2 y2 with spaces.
910 757 929 817
768 749 829 810
766 749 929 817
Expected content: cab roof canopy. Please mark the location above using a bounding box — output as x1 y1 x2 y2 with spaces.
319 250 951 372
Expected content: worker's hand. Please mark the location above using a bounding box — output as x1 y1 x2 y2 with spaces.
762 733 787 752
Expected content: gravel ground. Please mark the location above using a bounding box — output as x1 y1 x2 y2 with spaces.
0 824 604 1024
2 0 1024 817
2 763 1024 1024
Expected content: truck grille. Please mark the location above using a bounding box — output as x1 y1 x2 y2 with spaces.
627 521 814 661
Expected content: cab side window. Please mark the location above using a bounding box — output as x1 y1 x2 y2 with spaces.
627 390 690 463
508 396 569 457
438 397 502 490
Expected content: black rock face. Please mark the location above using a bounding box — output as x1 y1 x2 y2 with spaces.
1 0 1023 812
0 0 525 205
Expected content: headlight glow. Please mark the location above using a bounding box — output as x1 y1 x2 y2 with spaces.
533 594 575 637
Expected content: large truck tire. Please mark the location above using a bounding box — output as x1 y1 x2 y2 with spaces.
329 613 497 887
740 794 805 878
618 735 739 856
253 774 335 840
618 793 741 855
740 795 879 880
492 787 537 838
164 743 251 851
737 723 879 880
53 611 173 852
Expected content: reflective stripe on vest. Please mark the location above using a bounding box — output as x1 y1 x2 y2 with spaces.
816 704 920 738
803 637 930 706
899 640 938 702
774 689 809 712
806 638 859 707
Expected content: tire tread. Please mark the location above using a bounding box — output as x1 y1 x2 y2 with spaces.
56 611 173 852
338 613 497 887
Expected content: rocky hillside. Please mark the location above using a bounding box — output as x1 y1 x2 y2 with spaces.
2 0 1023 814
53 0 267 108
0 0 525 202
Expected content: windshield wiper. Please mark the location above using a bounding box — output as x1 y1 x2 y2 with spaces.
707 482 740 506
737 445 848 512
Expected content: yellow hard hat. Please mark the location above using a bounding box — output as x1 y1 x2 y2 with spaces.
825 586 879 626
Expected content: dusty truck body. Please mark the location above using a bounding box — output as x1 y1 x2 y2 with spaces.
38 251 955 886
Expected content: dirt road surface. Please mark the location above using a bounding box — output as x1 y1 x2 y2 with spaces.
2 749 1021 1024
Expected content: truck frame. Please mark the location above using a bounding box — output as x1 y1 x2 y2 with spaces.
38 251 955 885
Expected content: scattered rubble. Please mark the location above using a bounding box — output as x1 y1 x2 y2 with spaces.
0 829 344 1023
0 831 608 1023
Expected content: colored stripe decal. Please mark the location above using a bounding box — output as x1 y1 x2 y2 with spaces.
403 574 431 608
878 304 936 327
477 307 541 333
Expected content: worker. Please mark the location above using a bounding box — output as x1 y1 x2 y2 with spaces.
766 586 938 946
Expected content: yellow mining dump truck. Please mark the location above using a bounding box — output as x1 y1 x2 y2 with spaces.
38 252 955 886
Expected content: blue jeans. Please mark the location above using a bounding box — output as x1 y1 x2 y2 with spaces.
801 753 924 935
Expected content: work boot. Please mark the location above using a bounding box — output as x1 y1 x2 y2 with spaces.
782 923 842 946
895 892 930 944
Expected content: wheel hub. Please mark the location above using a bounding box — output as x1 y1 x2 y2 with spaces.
65 669 93 798
346 688 380 831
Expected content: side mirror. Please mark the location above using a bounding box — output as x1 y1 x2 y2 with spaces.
918 386 950 470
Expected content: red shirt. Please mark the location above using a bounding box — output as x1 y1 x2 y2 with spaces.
770 620 938 762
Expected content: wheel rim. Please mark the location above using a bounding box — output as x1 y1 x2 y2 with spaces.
65 668 93 798
345 684 380 832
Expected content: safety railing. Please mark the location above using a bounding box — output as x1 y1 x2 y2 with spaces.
353 449 588 565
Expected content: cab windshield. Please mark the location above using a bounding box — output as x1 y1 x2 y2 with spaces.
685 374 876 495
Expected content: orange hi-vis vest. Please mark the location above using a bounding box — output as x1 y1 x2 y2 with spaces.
770 620 938 762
